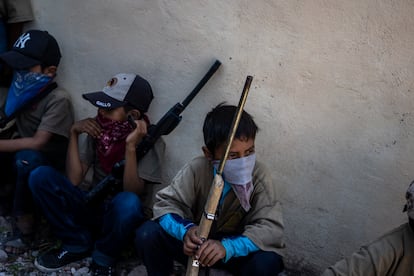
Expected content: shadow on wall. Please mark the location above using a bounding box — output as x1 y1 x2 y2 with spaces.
284 256 321 276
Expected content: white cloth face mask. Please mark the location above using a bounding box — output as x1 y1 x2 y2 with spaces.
213 153 256 211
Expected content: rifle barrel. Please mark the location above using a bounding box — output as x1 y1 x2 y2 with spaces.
217 75 253 174
181 60 221 108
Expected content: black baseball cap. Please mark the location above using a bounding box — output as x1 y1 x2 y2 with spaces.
82 73 154 112
0 30 61 69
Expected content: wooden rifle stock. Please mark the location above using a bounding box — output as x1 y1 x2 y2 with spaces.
186 76 253 276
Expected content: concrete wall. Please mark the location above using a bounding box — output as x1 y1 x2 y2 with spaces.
28 0 414 274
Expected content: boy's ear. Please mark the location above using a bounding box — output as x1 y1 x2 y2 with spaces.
128 109 141 120
202 146 213 160
43 66 57 77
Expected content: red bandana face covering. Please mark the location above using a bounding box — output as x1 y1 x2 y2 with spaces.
95 113 133 174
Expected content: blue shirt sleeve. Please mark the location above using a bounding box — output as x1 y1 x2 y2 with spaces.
159 213 195 241
159 172 231 242
221 236 260 263
159 174 257 262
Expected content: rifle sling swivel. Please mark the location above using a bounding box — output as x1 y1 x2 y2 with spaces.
204 210 216 220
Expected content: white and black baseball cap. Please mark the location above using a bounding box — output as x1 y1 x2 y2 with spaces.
82 73 154 112
0 30 61 69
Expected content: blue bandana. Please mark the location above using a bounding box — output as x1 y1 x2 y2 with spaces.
5 71 52 116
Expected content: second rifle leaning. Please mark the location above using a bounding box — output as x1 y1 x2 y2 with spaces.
85 60 222 204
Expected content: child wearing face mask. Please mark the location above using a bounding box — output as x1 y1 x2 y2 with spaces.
28 73 165 275
0 30 74 253
135 103 285 276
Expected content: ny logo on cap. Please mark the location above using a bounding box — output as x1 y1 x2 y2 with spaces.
14 33 31 49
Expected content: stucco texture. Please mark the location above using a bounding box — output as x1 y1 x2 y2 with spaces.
27 0 414 274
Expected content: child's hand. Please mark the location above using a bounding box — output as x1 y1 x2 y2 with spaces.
183 226 203 256
126 119 147 148
195 239 226 267
71 118 101 138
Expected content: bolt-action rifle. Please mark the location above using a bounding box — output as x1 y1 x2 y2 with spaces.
186 75 253 276
85 60 221 204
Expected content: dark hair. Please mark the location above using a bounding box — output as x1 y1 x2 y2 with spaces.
203 103 258 154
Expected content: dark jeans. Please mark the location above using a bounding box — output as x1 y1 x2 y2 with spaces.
14 150 49 216
135 220 284 276
0 19 6 65
0 152 15 192
0 19 6 53
0 149 48 216
29 166 145 266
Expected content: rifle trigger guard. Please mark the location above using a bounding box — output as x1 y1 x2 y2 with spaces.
204 211 216 220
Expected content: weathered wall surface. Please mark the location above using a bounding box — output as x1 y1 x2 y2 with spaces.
28 1 414 274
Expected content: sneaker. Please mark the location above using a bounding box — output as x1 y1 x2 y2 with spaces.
90 260 115 276
34 247 89 273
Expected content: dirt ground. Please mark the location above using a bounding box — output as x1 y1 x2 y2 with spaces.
0 215 298 275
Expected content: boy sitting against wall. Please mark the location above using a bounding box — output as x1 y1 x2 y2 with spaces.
0 30 74 253
28 73 165 275
135 103 285 276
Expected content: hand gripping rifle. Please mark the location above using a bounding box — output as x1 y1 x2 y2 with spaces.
85 60 222 204
186 76 253 276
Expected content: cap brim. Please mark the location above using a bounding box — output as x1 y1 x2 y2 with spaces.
0 50 40 69
82 91 126 109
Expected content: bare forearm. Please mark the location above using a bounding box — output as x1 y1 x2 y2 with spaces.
66 131 84 185
123 144 144 194
0 131 51 152
0 138 35 152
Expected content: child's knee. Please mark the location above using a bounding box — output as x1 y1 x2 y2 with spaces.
135 221 160 245
113 192 141 211
111 192 143 222
28 166 52 191
15 150 45 173
253 251 284 274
